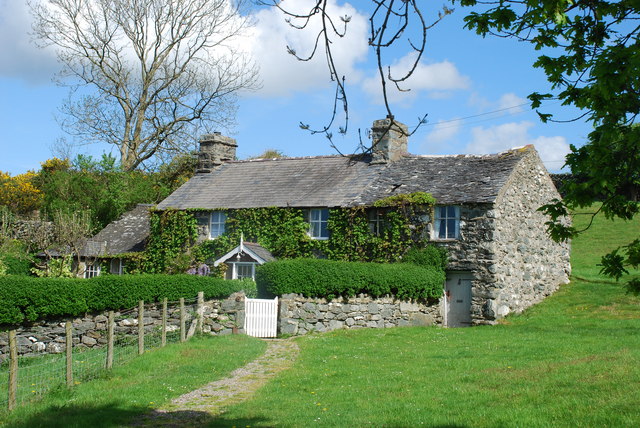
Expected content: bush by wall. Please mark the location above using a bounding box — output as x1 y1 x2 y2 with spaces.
402 245 448 270
0 274 254 326
256 258 445 301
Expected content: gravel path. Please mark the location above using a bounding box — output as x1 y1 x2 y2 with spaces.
132 338 299 427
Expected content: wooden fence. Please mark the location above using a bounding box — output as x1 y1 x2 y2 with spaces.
2 292 206 411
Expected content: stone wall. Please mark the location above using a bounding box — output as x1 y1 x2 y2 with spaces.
278 293 442 335
0 293 246 363
490 149 571 319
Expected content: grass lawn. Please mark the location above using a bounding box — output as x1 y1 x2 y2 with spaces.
0 334 266 427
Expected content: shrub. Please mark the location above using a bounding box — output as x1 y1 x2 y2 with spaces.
1 254 33 275
402 245 448 270
256 258 445 301
0 274 252 325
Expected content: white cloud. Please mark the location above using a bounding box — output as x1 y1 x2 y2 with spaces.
464 121 570 171
498 93 526 111
362 52 470 104
244 0 369 97
0 0 59 84
424 120 461 144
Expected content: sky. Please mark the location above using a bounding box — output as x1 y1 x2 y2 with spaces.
0 0 592 176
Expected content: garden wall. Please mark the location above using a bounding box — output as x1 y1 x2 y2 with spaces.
1 292 446 362
0 293 246 362
278 293 442 335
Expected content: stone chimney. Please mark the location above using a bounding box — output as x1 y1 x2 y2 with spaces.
196 132 237 173
371 116 408 163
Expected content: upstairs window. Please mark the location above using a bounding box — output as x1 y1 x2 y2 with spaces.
434 206 460 240
210 211 227 238
368 209 385 236
308 208 329 240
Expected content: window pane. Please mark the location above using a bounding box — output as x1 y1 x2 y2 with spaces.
438 219 446 239
447 206 456 217
320 223 328 238
447 219 456 238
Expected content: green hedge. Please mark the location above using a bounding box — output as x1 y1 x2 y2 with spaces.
402 245 448 270
0 275 254 326
256 258 445 301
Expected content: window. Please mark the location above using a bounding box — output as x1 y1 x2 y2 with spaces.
308 208 329 239
368 209 385 236
209 211 227 238
233 263 256 280
434 206 460 239
84 263 101 279
110 258 124 275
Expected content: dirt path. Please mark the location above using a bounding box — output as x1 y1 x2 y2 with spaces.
132 338 299 427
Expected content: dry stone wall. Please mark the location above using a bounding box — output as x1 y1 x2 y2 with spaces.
0 293 246 362
278 293 442 335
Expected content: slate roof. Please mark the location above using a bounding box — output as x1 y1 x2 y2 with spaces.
244 242 276 263
157 147 534 209
82 204 152 257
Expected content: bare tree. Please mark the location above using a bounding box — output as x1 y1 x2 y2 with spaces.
30 0 259 170
261 0 452 149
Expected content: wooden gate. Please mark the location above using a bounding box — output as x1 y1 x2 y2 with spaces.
244 297 278 338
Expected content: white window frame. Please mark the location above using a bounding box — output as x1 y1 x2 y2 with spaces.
209 211 227 239
433 206 460 240
308 208 329 240
232 262 256 280
84 263 101 279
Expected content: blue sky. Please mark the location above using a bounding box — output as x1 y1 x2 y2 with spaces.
0 0 591 176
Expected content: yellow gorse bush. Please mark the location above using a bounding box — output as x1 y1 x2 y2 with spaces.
0 170 43 214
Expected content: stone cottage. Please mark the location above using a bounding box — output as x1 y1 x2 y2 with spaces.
156 118 571 326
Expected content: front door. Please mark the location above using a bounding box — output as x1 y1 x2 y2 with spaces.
444 273 472 327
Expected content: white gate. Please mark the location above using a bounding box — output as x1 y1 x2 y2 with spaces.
244 297 278 338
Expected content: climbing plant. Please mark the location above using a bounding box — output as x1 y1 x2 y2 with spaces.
142 192 438 273
144 209 198 273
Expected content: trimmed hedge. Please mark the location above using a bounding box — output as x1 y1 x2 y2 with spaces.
256 258 445 301
402 245 448 270
0 275 254 326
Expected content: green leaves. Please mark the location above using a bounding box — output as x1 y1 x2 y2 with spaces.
256 258 445 301
0 275 249 325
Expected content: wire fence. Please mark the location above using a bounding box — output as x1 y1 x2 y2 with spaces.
0 293 203 411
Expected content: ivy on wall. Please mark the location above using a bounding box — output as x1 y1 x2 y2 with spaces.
143 209 198 273
138 192 437 274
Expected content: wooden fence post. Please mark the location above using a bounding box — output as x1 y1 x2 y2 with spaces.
8 330 17 411
161 298 167 347
106 311 114 369
138 301 144 355
180 298 186 343
65 321 73 388
197 291 204 334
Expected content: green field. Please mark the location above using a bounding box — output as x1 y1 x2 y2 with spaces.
1 206 639 427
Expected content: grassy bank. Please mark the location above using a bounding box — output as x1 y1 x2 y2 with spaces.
0 335 266 427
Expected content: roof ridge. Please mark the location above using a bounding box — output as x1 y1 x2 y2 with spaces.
229 154 365 163
410 146 533 159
